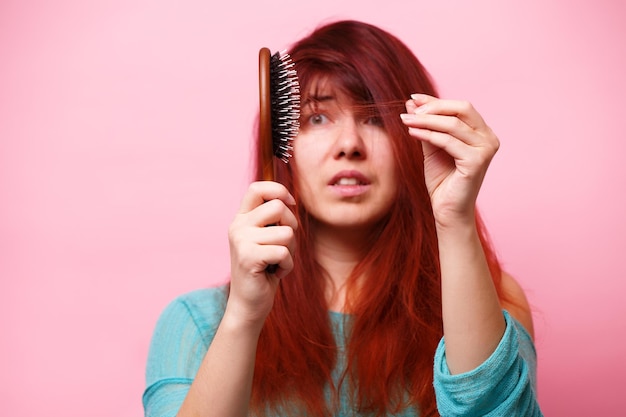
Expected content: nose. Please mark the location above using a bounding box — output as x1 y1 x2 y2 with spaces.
333 119 366 160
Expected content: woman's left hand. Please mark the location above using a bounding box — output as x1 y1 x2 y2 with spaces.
401 94 500 228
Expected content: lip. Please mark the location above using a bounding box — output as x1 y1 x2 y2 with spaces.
328 170 371 197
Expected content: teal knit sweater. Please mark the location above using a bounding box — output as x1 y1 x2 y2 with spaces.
143 286 542 416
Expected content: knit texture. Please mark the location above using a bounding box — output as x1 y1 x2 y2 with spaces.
143 286 542 416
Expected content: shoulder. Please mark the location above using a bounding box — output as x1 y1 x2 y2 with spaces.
170 285 229 317
499 272 535 339
144 285 230 395
155 285 229 345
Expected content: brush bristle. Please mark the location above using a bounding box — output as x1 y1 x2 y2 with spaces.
269 51 300 163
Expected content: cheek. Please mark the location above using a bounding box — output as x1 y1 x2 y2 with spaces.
292 136 322 163
291 140 322 188
290 161 314 206
378 151 400 203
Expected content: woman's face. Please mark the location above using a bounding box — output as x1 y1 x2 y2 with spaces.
292 85 398 232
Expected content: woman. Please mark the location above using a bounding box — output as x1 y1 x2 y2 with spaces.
143 20 542 416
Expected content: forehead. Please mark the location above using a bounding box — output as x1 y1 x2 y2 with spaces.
302 74 360 101
302 78 355 109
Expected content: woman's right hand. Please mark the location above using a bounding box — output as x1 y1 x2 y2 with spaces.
225 181 298 330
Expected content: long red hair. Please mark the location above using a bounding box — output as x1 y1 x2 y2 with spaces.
249 20 505 416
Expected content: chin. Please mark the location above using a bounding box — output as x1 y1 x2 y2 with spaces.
314 211 390 231
303 198 395 231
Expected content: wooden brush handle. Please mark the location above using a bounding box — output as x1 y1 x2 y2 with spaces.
259 47 278 274
258 47 274 181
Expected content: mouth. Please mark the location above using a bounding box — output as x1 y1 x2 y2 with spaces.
333 177 367 186
329 170 371 187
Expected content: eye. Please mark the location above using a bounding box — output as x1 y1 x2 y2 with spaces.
307 113 329 126
364 115 384 127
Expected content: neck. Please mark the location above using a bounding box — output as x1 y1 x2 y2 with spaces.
311 222 374 312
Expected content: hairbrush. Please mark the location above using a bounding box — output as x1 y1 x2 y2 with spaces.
258 47 300 274
258 47 300 180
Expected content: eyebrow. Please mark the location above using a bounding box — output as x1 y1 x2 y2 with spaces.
302 94 336 107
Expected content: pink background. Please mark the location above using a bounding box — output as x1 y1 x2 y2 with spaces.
2 1 625 415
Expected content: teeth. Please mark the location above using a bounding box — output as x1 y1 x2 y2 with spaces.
336 178 360 185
